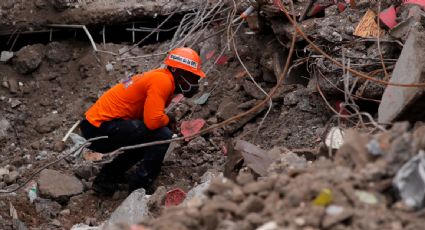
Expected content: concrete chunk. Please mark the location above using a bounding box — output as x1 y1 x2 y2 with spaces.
38 169 83 203
378 29 425 123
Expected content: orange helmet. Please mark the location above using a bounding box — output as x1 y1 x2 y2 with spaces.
164 47 205 78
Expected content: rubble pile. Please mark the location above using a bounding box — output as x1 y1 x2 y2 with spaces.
144 122 425 230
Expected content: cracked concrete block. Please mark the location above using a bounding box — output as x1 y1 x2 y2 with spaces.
378 29 425 123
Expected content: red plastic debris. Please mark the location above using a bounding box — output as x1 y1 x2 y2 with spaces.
180 119 206 141
222 145 228 156
337 2 346 12
216 55 229 65
165 188 187 207
379 5 398 29
206 50 216 60
404 0 425 9
335 101 349 116
308 3 334 17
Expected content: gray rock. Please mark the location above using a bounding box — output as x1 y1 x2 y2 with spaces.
284 91 299 106
73 164 99 180
59 209 70 216
0 119 11 141
0 51 14 62
35 198 62 219
38 169 84 203
187 137 207 152
183 171 216 205
216 97 241 121
12 44 45 74
46 42 71 63
35 114 61 134
7 78 19 94
103 188 150 229
4 170 19 184
9 98 21 108
51 219 61 227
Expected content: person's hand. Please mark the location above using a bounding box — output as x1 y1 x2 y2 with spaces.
167 113 178 133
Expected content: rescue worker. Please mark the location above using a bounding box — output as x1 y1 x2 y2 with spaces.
79 47 205 195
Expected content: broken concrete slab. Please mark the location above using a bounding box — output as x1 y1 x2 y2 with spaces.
378 29 425 123
235 140 276 176
37 169 83 203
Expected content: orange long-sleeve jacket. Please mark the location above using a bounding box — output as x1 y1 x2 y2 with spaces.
85 68 175 130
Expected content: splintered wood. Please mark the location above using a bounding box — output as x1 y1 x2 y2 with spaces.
354 9 385 38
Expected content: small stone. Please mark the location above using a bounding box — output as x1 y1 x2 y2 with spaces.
237 195 264 215
51 219 61 226
106 63 114 72
7 79 19 94
257 221 278 230
294 217 306 226
52 141 66 152
73 164 98 180
59 209 70 216
206 177 237 195
35 198 62 219
236 172 254 185
187 137 207 152
85 217 97 226
322 206 353 229
0 119 11 141
284 91 299 106
0 51 13 62
9 98 21 108
4 171 19 184
0 168 9 177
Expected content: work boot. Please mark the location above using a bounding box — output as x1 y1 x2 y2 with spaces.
128 172 155 195
92 175 119 196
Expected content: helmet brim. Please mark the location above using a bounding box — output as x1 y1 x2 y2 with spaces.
191 69 206 78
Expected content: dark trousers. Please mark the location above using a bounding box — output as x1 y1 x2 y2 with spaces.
79 119 172 189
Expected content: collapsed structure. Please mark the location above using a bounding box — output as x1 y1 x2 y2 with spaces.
1 0 425 229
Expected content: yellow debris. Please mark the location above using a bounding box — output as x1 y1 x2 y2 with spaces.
313 188 333 206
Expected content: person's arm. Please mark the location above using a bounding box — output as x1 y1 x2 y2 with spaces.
143 78 172 130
